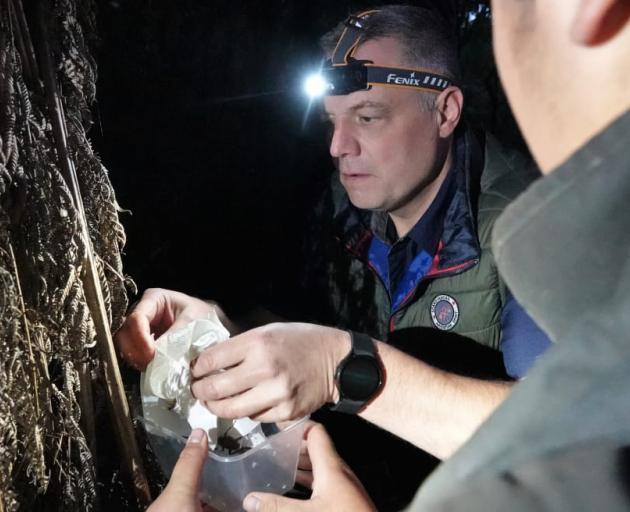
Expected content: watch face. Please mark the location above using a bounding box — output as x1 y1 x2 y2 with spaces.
339 356 381 401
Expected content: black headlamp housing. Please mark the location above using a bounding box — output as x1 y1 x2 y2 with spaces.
321 58 370 96
319 57 454 97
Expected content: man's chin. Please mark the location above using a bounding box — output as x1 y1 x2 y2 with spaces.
347 196 383 212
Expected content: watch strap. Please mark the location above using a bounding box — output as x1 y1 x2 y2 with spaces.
329 331 379 414
351 330 377 357
329 394 365 414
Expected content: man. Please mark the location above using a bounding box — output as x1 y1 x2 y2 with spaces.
407 0 630 509
241 0 630 510
119 6 550 510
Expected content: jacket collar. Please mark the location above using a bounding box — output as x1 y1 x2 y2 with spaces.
334 125 484 276
493 109 630 342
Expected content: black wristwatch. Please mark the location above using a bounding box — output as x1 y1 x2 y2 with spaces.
329 331 383 414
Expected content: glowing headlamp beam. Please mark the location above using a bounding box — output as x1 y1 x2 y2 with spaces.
303 73 330 98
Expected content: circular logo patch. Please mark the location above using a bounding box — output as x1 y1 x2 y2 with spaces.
430 295 459 331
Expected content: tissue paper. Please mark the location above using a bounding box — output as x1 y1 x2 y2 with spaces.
142 311 260 448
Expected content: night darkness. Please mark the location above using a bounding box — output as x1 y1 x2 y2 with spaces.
91 0 509 318
85 1 512 508
93 1 363 315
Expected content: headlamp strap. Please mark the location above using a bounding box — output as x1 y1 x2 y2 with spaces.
325 9 456 95
331 10 378 66
367 66 452 92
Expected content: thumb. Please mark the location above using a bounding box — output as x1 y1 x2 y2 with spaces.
163 429 208 498
304 423 343 481
243 492 309 512
116 310 156 370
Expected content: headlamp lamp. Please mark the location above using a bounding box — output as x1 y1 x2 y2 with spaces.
304 10 455 98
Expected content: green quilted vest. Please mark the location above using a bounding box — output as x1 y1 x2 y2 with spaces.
325 130 539 351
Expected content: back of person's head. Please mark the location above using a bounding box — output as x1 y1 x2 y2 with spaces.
492 1 630 172
320 5 460 83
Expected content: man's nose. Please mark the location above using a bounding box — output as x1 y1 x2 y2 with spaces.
329 120 360 158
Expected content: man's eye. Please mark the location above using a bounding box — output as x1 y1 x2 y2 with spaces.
358 116 376 124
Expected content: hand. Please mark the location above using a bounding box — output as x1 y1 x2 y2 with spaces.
190 323 351 422
296 432 314 489
242 422 375 512
283 419 315 489
147 428 209 512
115 288 233 370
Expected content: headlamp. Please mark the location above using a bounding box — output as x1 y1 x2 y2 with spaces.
304 10 455 98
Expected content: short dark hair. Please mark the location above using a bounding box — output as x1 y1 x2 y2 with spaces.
320 4 460 82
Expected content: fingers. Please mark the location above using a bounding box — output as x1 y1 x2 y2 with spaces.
303 423 344 483
243 493 308 512
160 429 208 502
301 420 319 438
298 444 312 472
294 424 314 488
204 379 292 421
191 361 265 402
191 341 248 379
242 424 373 512
116 288 216 371
116 288 174 370
133 288 176 334
295 469 314 489
298 441 313 470
116 308 156 370
305 423 372 503
168 429 208 491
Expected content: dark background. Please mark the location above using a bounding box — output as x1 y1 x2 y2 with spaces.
89 2 524 507
92 0 516 318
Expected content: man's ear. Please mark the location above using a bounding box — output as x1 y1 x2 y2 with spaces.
571 0 630 46
436 86 463 139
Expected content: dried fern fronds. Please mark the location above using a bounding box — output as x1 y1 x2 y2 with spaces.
0 0 144 509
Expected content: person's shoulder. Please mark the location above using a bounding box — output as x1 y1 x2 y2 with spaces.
408 438 630 512
481 132 540 184
475 132 540 247
480 133 541 205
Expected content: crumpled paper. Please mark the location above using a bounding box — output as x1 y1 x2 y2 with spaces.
143 310 259 447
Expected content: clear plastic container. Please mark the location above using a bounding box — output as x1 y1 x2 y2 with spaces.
143 416 307 512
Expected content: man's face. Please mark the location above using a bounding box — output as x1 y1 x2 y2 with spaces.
323 37 445 217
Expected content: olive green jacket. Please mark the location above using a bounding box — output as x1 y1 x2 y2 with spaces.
320 129 539 351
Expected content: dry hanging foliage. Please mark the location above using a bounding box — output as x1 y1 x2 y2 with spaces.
0 0 146 509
